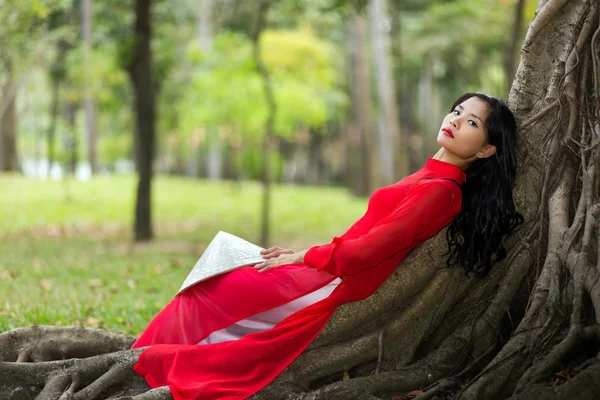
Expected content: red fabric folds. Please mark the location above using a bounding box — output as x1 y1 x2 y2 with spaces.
304 180 459 277
132 263 339 347
131 157 467 400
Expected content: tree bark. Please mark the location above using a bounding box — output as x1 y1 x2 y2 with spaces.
2 1 600 400
82 0 98 174
503 0 526 99
127 0 156 242
64 99 80 175
252 0 275 248
0 80 19 172
199 0 223 181
347 10 375 197
368 0 404 185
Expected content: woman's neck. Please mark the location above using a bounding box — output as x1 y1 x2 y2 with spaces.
432 148 470 171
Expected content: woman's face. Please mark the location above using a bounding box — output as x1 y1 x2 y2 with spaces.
437 96 495 161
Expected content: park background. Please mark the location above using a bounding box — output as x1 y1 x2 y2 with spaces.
0 0 533 336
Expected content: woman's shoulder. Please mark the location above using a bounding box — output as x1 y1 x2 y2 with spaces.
408 175 461 194
404 177 462 211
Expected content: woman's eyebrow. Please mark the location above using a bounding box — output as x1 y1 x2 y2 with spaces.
458 104 483 123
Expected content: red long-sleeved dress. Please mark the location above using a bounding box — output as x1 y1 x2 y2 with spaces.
131 157 466 399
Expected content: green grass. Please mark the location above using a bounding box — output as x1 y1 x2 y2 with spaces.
0 174 367 336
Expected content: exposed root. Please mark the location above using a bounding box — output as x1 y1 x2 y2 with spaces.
297 323 488 400
522 0 571 48
308 238 447 350
0 348 149 400
0 326 135 362
35 375 71 400
118 387 173 400
507 359 600 400
280 267 470 384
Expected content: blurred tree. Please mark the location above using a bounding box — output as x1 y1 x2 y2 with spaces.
0 0 70 172
503 0 526 98
369 0 404 184
198 0 223 181
346 8 376 196
126 0 156 241
0 65 18 172
82 0 98 173
251 0 276 247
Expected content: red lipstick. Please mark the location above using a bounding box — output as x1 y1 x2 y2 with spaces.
442 128 454 138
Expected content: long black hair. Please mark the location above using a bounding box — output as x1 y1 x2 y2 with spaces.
444 92 524 278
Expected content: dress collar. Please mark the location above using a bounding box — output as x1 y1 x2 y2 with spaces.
423 157 467 185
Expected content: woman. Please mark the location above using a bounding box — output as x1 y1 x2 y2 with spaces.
131 92 523 400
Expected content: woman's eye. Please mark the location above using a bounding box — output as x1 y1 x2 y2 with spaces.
453 109 477 127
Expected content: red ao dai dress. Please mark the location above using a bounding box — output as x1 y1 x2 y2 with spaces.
131 157 467 400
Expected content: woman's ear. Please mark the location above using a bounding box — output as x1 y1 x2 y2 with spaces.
478 144 496 159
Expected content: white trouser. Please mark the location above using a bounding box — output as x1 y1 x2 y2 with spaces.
197 277 342 345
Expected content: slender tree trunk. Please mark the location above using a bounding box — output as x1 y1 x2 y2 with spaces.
0 81 19 172
46 77 60 178
64 99 79 175
82 0 98 174
306 129 323 186
252 0 275 247
503 0 526 99
127 0 155 242
347 11 375 197
199 0 223 181
400 76 423 173
418 55 442 158
368 0 404 185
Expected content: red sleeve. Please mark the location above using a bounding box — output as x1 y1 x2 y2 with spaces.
303 180 458 277
336 208 378 240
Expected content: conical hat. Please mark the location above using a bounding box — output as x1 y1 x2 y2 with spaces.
177 231 265 294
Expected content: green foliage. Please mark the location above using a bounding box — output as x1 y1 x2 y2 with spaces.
8 0 528 181
400 0 520 98
0 174 367 334
177 28 347 145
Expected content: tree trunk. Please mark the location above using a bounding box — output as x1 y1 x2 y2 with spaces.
46 76 60 178
64 99 79 175
503 0 526 99
199 0 223 181
306 129 323 186
82 0 98 174
368 0 405 185
127 0 155 242
347 10 375 197
2 1 600 399
0 81 19 172
252 0 275 248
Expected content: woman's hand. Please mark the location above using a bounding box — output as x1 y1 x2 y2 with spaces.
259 246 295 259
254 249 308 273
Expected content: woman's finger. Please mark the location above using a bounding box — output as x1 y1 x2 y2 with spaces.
260 246 281 254
260 247 281 257
255 263 271 272
262 249 293 259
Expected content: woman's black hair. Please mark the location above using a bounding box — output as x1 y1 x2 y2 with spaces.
444 92 524 278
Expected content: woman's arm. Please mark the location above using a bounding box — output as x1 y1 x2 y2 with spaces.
303 180 459 277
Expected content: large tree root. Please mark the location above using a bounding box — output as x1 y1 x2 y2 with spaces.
0 327 150 400
0 348 151 400
0 326 135 363
507 359 600 400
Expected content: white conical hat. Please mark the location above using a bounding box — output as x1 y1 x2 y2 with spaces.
177 231 265 294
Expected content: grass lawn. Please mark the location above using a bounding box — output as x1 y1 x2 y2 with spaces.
0 174 367 336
